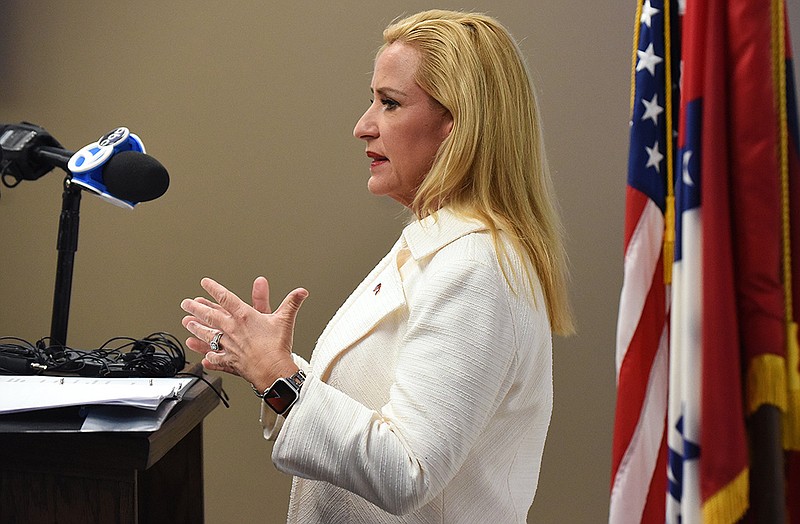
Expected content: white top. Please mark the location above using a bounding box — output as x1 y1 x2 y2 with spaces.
261 208 553 523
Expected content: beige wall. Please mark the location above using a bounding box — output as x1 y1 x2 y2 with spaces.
0 1 635 522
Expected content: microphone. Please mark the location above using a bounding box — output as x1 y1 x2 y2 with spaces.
0 122 171 346
67 126 169 208
103 151 170 204
0 123 169 208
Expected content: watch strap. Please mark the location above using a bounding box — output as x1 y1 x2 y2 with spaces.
252 370 306 415
251 369 306 398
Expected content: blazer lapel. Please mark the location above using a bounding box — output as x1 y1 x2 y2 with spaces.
311 243 406 381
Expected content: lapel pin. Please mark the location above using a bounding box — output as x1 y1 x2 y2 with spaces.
373 283 382 295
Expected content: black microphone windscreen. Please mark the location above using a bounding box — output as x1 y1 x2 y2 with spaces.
102 151 169 202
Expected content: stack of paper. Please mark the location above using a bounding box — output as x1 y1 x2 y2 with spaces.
0 375 196 432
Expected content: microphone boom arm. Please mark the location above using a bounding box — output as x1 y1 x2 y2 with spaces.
34 146 73 172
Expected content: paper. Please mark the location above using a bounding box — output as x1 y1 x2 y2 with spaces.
80 398 182 432
0 375 196 414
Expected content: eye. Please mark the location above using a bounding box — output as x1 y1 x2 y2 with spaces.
381 98 399 110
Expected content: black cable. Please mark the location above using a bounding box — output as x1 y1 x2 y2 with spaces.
0 333 232 407
177 370 231 408
0 332 187 378
0 160 21 189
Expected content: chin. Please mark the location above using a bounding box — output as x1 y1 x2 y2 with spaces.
367 179 413 206
367 177 388 196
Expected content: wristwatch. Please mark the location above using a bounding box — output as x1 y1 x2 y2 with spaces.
252 370 306 415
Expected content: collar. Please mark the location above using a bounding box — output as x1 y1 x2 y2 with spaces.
401 207 489 261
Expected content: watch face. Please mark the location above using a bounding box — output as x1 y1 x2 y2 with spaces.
265 378 298 415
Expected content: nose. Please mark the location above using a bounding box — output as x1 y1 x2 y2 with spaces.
353 104 378 141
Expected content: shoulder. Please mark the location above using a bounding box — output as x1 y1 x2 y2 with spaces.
401 207 544 303
408 229 512 313
426 229 501 280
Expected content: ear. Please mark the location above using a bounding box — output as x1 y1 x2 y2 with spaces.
441 112 454 139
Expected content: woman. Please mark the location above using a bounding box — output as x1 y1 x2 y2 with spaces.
181 9 573 523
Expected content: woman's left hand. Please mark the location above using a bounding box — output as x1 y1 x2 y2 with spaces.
180 276 308 391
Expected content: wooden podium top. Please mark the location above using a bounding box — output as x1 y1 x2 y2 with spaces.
0 370 223 472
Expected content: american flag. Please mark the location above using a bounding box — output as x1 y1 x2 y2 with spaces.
610 1 680 521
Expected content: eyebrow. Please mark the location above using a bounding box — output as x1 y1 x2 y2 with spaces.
372 86 408 98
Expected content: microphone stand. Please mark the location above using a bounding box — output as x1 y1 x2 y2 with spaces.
49 176 82 348
4 136 161 348
21 145 83 348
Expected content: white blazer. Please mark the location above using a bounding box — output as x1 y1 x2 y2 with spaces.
261 208 553 523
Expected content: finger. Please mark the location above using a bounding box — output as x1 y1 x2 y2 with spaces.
180 298 222 328
181 312 212 326
186 335 230 365
202 348 241 375
201 352 239 375
201 357 226 372
275 288 309 320
203 349 226 367
184 320 224 349
201 277 249 318
252 276 271 314
195 296 224 311
185 335 212 356
181 315 204 334
181 319 219 356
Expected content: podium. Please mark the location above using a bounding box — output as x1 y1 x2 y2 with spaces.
0 373 222 523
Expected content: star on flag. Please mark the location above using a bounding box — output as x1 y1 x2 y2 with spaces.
636 43 663 76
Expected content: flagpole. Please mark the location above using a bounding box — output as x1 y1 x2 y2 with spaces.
748 407 785 522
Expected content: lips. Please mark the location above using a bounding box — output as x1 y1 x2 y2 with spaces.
366 151 388 169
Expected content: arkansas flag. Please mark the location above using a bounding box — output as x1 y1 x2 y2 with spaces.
613 0 800 522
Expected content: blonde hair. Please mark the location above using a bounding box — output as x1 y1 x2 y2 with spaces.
382 10 574 335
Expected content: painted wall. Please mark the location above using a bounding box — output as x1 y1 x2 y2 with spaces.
2 1 755 521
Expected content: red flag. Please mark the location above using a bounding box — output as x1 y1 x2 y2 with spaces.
679 0 800 520
680 0 751 518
